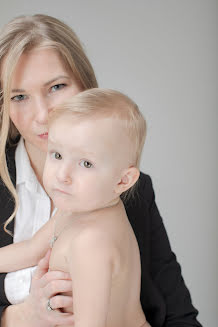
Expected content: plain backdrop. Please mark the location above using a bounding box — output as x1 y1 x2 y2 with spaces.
0 1 217 326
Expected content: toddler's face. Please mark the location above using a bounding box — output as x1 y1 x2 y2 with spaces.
43 115 133 213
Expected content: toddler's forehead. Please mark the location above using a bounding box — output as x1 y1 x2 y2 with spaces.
50 113 130 144
49 113 135 166
50 113 121 129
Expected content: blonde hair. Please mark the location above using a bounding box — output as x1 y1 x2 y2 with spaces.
0 14 98 235
49 88 147 201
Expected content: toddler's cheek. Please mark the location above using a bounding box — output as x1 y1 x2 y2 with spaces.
42 168 51 193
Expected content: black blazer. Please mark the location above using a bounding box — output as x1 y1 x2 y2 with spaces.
0 144 202 327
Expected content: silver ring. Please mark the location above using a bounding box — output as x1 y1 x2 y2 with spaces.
47 298 54 311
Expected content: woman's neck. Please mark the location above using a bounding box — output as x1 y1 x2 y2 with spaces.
24 139 55 216
24 140 47 186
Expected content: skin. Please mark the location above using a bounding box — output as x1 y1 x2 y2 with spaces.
2 48 81 327
43 115 145 326
43 115 138 213
0 115 144 327
9 48 81 184
2 47 142 326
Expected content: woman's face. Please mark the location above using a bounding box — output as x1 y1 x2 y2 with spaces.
8 48 81 158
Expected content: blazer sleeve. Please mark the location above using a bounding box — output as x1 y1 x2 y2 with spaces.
144 174 202 327
0 145 17 324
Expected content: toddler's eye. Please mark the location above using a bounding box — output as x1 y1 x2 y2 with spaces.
80 160 93 168
51 152 62 160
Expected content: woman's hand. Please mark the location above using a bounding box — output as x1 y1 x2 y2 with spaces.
27 249 74 327
2 250 74 327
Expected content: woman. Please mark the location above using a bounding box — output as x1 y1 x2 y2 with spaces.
0 14 202 327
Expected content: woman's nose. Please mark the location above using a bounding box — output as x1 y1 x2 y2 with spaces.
34 97 50 124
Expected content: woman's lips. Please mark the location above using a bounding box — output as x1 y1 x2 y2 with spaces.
38 132 48 139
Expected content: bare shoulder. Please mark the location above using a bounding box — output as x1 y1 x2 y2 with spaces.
70 221 114 252
65 211 121 264
63 202 129 268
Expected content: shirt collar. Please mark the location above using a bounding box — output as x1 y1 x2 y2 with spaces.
15 138 39 193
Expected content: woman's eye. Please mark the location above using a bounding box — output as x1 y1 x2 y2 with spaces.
51 84 66 92
11 94 27 102
51 152 62 160
80 160 93 168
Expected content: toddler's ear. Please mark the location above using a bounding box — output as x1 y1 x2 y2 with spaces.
115 167 140 195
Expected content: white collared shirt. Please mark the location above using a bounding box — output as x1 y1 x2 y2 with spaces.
5 138 51 304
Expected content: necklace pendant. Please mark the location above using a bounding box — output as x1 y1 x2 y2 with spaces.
50 236 58 248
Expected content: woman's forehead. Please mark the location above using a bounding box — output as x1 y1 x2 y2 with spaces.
9 48 71 87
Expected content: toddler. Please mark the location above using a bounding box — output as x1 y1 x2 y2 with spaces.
1 88 149 327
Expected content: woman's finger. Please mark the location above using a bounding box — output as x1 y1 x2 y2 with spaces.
33 249 51 280
44 280 72 299
44 308 75 326
49 295 73 311
38 270 71 288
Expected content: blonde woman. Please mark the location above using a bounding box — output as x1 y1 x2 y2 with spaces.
0 14 201 327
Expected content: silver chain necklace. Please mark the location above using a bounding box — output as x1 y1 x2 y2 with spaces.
50 211 73 248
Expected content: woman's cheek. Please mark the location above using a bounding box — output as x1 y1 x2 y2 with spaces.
51 87 80 107
9 105 31 131
9 108 20 127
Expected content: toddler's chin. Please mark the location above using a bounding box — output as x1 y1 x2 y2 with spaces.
53 196 102 214
54 200 73 212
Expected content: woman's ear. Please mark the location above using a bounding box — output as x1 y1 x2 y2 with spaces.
115 167 140 195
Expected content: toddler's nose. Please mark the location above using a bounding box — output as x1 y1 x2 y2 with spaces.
56 166 72 185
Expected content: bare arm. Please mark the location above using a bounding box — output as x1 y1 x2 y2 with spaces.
0 213 55 273
68 228 113 327
1 250 74 327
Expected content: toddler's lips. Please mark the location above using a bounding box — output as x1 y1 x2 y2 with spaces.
54 188 71 195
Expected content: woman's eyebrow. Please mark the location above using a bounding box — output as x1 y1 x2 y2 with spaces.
11 75 71 93
43 75 71 87
11 88 25 93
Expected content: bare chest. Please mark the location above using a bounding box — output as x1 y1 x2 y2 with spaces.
49 230 72 272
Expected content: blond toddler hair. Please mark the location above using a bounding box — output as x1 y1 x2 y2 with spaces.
49 88 147 201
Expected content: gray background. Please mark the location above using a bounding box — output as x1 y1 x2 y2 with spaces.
0 0 217 326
